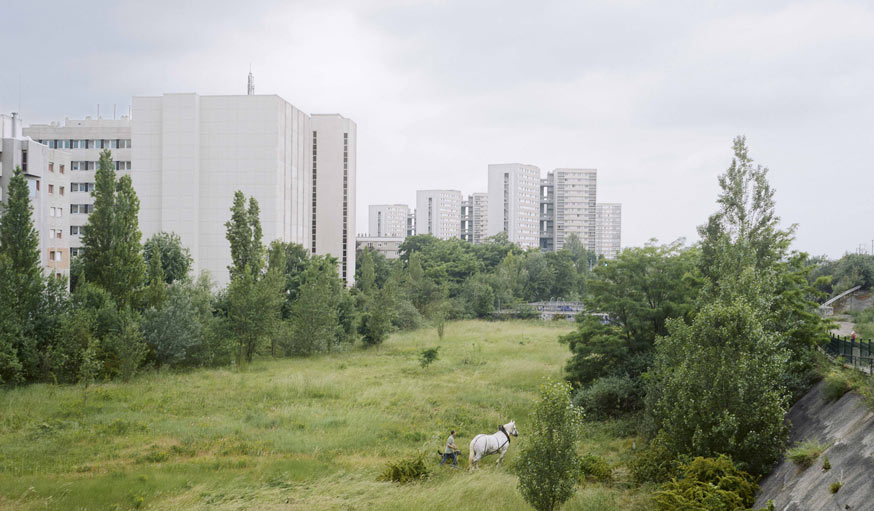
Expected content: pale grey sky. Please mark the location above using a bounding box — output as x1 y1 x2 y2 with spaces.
2 0 872 258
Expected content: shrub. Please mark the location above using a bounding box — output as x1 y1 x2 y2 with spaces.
379 453 431 483
653 455 758 511
419 347 440 368
579 454 613 483
573 375 642 419
822 371 851 402
822 455 830 471
629 432 683 485
830 481 842 493
786 439 828 469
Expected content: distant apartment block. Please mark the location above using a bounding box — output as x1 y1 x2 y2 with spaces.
470 193 488 244
460 197 472 242
1 113 71 281
416 190 462 240
595 203 621 259
407 210 416 237
369 204 409 238
487 163 539 249
356 235 404 260
312 114 357 285
24 117 132 258
548 168 597 252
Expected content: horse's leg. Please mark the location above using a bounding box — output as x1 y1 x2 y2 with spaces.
496 446 507 466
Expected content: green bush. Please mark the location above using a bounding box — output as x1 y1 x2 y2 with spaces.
830 481 842 493
579 453 613 483
786 438 827 468
822 455 831 471
573 375 642 419
822 371 851 402
379 453 432 484
419 347 440 368
629 432 682 485
653 455 758 511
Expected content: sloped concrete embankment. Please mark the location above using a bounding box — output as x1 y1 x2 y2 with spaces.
754 380 874 510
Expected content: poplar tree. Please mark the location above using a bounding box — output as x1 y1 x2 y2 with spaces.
0 167 45 380
81 150 145 308
81 150 116 290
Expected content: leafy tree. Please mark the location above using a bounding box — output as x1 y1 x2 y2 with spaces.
405 251 444 316
419 346 440 368
81 150 145 308
0 167 46 381
460 273 496 318
116 318 147 381
288 256 342 354
78 338 101 404
562 241 700 389
523 251 555 301
143 232 193 284
359 279 395 347
144 248 166 309
226 266 284 364
225 191 264 280
267 240 310 318
517 381 584 511
356 248 376 295
645 298 789 477
142 283 203 368
0 256 24 384
110 175 146 308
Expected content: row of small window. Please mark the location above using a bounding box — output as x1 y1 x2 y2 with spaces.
71 183 96 192
39 139 131 149
70 204 94 214
48 250 63 262
71 161 131 171
47 184 65 196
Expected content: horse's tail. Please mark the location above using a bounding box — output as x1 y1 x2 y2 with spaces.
469 436 480 467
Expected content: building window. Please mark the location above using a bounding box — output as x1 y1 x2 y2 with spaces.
49 162 54 173
60 164 65 174
21 150 27 172
311 131 318 254
48 184 54 194
59 186 65 196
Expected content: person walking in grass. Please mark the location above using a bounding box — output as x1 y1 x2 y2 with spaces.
440 430 460 467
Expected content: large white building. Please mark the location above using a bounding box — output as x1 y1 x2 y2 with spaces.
132 92 314 286
24 117 132 258
368 204 409 238
470 192 488 244
595 202 621 259
1 113 71 280
311 114 356 285
487 163 539 249
548 168 598 251
416 190 462 240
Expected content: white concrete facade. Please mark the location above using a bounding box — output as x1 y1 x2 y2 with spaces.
24 117 132 257
1 114 71 280
132 93 312 286
595 202 621 259
487 163 539 249
416 190 462 240
311 114 356 285
551 168 597 251
369 204 409 238
356 235 404 260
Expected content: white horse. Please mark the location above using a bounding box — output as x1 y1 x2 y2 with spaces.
468 421 519 471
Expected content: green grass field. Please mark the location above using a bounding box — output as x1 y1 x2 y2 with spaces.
0 320 650 510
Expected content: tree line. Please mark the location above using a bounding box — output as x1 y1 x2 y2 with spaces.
0 147 602 386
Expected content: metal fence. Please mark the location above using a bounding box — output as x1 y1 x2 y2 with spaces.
826 335 874 374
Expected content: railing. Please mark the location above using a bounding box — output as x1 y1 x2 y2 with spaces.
826 334 874 374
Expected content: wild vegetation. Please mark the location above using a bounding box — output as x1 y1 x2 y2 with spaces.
0 321 655 510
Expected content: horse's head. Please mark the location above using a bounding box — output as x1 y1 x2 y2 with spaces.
505 420 519 437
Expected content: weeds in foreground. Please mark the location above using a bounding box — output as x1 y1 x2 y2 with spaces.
786 439 829 469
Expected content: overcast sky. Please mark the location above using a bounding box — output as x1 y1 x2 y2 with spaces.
2 0 871 258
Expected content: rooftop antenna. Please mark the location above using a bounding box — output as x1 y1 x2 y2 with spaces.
247 64 255 95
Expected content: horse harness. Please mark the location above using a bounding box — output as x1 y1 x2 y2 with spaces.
483 425 512 456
